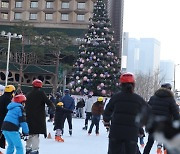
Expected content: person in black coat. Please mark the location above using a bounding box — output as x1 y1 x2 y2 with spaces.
143 83 179 154
0 85 15 153
25 79 55 154
103 72 147 154
54 102 72 142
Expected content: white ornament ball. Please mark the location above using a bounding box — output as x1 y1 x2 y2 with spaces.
83 76 88 81
101 90 106 95
76 76 79 80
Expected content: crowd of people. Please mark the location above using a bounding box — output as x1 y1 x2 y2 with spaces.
0 72 179 154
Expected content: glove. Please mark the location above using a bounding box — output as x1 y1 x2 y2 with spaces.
23 135 29 141
103 121 110 128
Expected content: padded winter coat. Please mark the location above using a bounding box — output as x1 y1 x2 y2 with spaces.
2 102 29 135
61 94 75 111
103 91 147 142
148 88 179 120
91 101 104 116
25 88 55 137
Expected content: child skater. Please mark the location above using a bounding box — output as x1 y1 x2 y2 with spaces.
2 94 29 154
88 97 104 135
54 102 73 142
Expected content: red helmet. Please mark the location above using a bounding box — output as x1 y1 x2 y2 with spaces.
119 72 135 83
32 79 43 88
13 94 26 103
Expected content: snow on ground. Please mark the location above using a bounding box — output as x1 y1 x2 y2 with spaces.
2 118 157 154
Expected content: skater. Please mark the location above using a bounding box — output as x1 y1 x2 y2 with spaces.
47 92 62 122
143 83 179 154
88 97 104 135
61 89 75 136
25 79 55 154
2 94 29 154
82 94 94 130
54 102 73 142
76 97 85 118
103 72 148 154
0 85 15 153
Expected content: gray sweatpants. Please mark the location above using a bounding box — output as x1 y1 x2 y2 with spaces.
26 134 40 151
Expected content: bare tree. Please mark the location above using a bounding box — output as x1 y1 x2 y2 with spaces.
135 69 165 101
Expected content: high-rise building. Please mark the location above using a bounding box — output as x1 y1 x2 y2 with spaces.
106 0 124 57
160 60 174 87
0 0 94 29
125 37 161 74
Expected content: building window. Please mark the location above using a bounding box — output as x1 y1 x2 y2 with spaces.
61 2 69 9
46 1 53 9
14 12 22 20
61 14 69 21
29 13 37 20
77 2 85 9
1 12 8 19
30 1 38 8
45 13 53 20
77 14 84 21
15 1 22 8
1 1 9 8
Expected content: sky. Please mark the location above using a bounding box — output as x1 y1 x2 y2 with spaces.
2 118 157 154
123 0 180 90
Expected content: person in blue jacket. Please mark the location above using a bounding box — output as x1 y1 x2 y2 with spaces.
2 94 29 154
61 89 75 136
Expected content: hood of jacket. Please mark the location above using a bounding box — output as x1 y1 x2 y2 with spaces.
155 88 174 98
7 102 22 110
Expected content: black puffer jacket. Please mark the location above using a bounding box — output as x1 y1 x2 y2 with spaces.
148 88 179 120
103 91 147 142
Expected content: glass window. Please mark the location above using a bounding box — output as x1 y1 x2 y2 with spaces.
15 1 22 8
29 13 37 20
77 14 84 21
1 12 8 19
61 2 69 9
30 1 38 8
46 1 53 8
61 14 69 21
1 1 9 8
45 13 53 20
77 2 85 9
14 12 22 20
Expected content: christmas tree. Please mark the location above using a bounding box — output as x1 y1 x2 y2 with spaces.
68 0 121 96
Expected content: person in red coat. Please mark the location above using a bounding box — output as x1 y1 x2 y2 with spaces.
25 79 55 154
0 85 15 154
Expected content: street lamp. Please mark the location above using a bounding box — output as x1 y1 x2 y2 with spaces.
1 31 22 86
174 63 180 92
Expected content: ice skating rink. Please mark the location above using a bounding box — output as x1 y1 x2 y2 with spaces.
2 118 157 154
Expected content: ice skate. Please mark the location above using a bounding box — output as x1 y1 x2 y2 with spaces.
164 150 167 154
82 125 87 130
157 147 162 154
55 136 64 142
69 129 72 136
96 133 99 136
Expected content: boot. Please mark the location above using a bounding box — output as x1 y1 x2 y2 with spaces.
55 136 64 142
157 147 162 154
26 148 32 154
82 125 87 130
164 149 167 154
69 129 72 136
30 150 39 154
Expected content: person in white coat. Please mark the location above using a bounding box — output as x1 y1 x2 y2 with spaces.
82 95 94 130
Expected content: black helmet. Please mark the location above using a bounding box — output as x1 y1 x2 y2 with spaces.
161 83 172 90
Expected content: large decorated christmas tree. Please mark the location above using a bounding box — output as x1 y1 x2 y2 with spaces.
68 0 121 96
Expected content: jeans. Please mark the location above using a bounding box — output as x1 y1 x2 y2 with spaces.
88 115 100 134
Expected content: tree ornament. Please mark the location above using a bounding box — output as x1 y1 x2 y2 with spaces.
83 76 88 81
